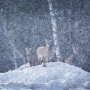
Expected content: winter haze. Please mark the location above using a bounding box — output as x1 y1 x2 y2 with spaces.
0 0 90 90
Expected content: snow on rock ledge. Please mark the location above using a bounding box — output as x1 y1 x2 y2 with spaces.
84 81 90 89
0 62 90 90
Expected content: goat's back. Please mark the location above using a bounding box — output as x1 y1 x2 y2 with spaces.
65 54 76 65
27 54 38 67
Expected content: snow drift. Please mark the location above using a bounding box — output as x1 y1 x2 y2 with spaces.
0 62 90 90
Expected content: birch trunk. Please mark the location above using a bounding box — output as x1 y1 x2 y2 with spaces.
3 19 18 69
47 0 61 61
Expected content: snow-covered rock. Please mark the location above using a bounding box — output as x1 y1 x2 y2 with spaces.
83 81 90 89
0 62 90 90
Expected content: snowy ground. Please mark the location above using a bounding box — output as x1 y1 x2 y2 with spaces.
0 62 90 90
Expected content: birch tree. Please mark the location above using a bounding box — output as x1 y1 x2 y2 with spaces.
47 0 61 61
3 15 26 69
3 19 18 69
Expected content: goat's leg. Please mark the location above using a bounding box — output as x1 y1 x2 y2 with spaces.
43 57 46 67
38 58 42 65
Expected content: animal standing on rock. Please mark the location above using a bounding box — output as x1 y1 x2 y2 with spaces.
36 39 52 67
65 46 79 65
25 48 38 67
47 46 56 62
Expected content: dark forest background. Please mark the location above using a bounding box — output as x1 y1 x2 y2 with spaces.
0 0 90 72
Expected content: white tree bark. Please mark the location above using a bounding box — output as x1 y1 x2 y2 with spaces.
3 19 18 69
48 0 61 61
